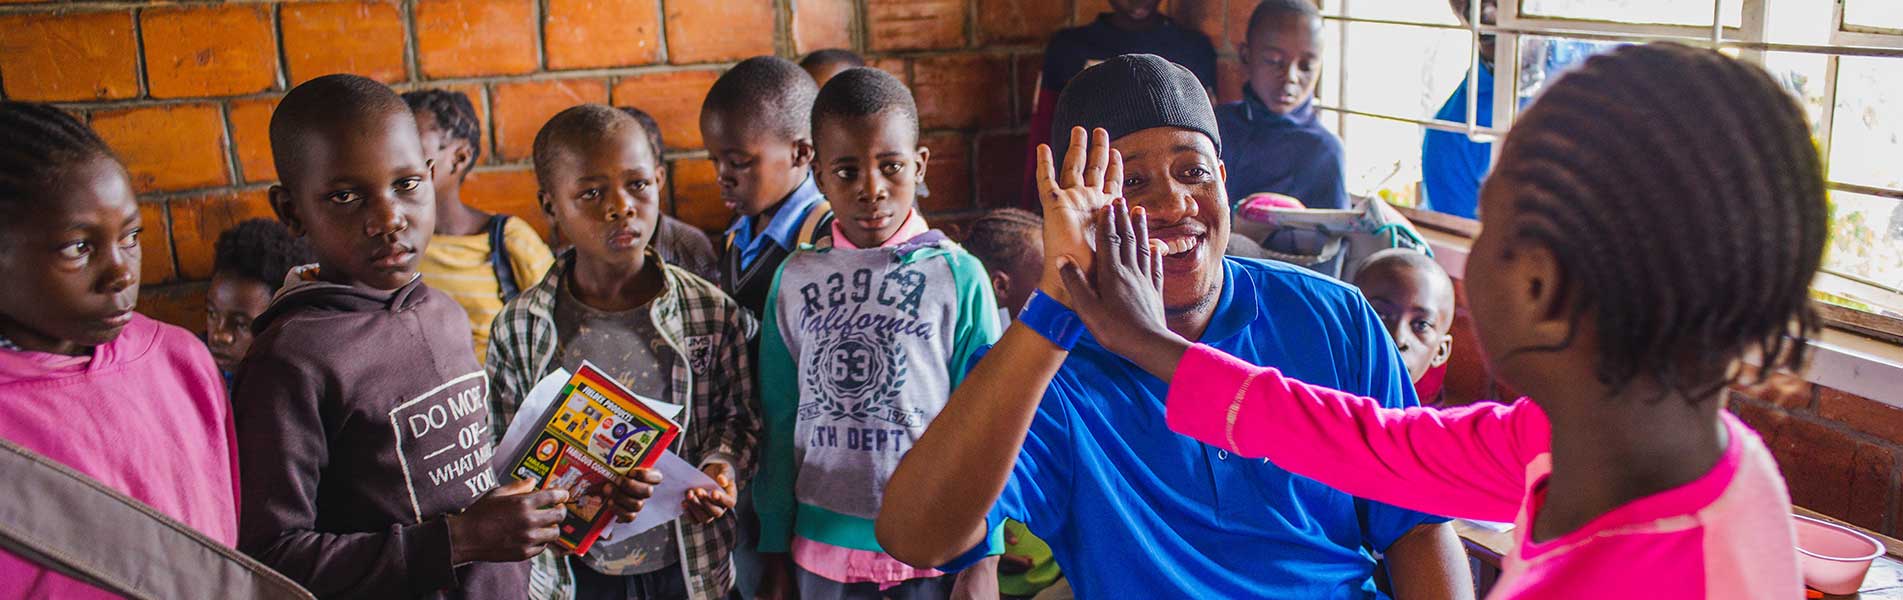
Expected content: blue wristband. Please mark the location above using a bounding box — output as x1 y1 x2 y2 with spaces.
1018 290 1084 350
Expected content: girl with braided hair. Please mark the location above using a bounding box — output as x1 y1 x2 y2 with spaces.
1057 42 1821 598
0 101 239 597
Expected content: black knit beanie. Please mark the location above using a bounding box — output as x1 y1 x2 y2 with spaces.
1050 53 1221 167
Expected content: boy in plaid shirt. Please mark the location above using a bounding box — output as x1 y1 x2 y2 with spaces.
485 104 759 600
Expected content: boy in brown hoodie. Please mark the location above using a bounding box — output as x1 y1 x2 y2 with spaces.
233 74 650 600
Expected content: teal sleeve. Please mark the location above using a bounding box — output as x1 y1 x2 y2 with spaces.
946 250 1003 388
753 261 800 553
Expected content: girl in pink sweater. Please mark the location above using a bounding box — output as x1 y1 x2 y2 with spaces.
0 102 238 598
1053 44 1819 599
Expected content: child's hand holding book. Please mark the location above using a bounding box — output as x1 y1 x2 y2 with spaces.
446 479 570 563
601 468 662 525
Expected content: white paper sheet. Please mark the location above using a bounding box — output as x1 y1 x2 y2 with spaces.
491 368 717 539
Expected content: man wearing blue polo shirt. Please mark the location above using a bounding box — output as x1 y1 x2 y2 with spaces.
876 54 1471 599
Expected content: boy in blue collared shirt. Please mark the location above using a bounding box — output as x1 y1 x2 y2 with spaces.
700 56 835 317
1217 0 1348 210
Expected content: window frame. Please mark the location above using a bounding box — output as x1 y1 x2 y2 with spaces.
1318 0 1903 343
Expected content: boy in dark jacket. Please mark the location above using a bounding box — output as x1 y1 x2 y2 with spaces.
234 74 646 600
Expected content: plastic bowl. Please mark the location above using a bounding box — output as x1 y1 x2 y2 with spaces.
1795 514 1885 595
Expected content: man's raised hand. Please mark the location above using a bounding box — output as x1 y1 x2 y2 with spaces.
1036 126 1122 306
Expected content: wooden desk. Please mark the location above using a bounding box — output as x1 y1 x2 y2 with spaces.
1453 510 1903 599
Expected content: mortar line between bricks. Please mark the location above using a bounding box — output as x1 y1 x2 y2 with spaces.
653 0 671 65
131 6 150 99
402 0 423 85
1745 395 1903 454
217 101 246 190
268 2 288 91
534 0 548 72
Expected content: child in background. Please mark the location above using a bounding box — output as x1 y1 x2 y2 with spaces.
755 67 1002 600
0 101 238 599
800 48 867 88
236 75 640 600
962 209 1043 324
1060 43 1814 599
403 89 555 362
487 104 759 600
616 105 722 283
1350 248 1455 400
205 218 313 384
1020 0 1217 212
1217 0 1347 210
700 56 834 319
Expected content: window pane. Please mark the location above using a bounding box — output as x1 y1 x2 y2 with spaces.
1760 51 1830 137
1828 57 1903 192
1844 0 1903 32
1519 0 1742 28
1324 0 1463 26
1515 36 1626 102
1337 114 1431 207
1822 191 1903 299
1337 22 1472 122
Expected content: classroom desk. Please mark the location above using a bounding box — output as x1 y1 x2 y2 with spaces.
1453 508 1903 599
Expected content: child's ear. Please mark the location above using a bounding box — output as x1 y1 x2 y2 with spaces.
792 139 816 169
450 143 474 178
424 159 436 182
268 185 305 237
1431 335 1453 368
914 146 930 182
538 189 554 217
990 269 1011 303
1514 243 1574 341
1236 41 1251 64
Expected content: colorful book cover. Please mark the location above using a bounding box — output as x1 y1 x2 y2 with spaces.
505 362 681 554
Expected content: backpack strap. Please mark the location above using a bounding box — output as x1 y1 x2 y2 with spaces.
488 214 521 303
796 200 834 246
0 436 315 599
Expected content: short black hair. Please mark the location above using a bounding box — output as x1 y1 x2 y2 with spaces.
269 74 414 189
811 67 919 142
964 209 1042 274
801 49 866 71
1248 0 1322 42
1490 42 1826 399
1352 248 1446 286
0 102 117 222
702 56 819 142
213 218 314 293
615 105 666 168
401 88 484 172
531 104 642 189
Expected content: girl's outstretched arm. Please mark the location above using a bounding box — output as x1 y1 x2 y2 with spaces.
1060 206 1544 523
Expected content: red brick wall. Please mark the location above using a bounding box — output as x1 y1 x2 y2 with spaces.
0 0 1258 332
1436 274 1903 538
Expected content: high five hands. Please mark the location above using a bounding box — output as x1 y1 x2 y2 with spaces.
1036 126 1191 379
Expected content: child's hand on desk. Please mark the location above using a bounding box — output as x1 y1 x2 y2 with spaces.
683 462 738 524
446 479 569 563
1059 198 1192 381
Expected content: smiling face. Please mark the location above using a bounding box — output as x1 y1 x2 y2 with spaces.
814 110 928 249
269 109 436 291
700 108 814 219
539 123 664 272
0 155 141 355
1111 127 1229 317
1355 257 1456 382
1242 12 1323 115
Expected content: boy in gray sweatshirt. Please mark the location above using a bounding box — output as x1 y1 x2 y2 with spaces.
753 68 1002 600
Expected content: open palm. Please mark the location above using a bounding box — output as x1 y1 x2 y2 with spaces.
1036 126 1123 306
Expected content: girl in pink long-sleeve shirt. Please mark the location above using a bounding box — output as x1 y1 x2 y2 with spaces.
1053 43 1820 599
0 102 239 598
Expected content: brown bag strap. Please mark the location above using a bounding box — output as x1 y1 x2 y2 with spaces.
0 436 314 600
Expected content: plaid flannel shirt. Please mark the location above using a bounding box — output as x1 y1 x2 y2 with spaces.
485 249 760 600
